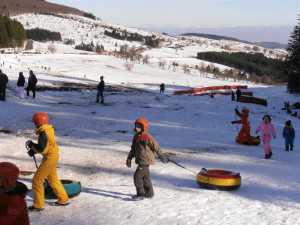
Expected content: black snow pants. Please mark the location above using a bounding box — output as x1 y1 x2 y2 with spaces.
96 90 104 103
0 87 6 101
134 165 154 198
27 86 36 98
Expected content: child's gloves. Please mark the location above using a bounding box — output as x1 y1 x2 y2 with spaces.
26 140 34 149
159 155 169 164
27 149 35 157
126 159 131 168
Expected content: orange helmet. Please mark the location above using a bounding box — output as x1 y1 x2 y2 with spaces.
242 108 249 115
32 112 49 127
135 117 149 131
0 162 19 189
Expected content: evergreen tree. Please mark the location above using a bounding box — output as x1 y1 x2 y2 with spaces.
0 19 9 48
287 15 300 93
0 15 26 48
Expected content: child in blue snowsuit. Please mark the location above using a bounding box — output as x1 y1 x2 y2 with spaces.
283 120 295 151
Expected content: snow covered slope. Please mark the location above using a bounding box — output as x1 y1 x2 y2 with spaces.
12 14 286 72
0 52 300 225
14 14 155 51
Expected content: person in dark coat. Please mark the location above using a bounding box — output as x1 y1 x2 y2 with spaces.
283 120 295 151
126 118 168 200
96 76 105 104
17 72 26 99
236 88 242 101
0 162 30 225
27 70 38 99
0 69 8 101
160 83 165 94
231 91 236 101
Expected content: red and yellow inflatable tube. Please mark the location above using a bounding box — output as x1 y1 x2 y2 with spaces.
196 169 241 190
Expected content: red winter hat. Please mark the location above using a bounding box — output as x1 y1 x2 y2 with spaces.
0 162 20 190
32 112 49 127
135 117 149 131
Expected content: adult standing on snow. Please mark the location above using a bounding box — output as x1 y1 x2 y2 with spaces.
236 88 242 101
126 118 168 200
27 70 38 99
0 162 30 225
0 69 8 101
17 72 26 99
160 83 165 94
26 112 69 211
96 76 105 104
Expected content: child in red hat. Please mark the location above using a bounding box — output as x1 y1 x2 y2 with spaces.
0 162 30 225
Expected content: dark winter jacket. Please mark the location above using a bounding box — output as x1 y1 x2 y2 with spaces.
97 80 105 92
127 132 163 166
236 89 242 99
0 72 8 88
283 126 295 139
0 182 30 225
17 74 25 87
28 74 38 88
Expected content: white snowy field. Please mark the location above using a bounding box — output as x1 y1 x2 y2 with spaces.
1 53 300 225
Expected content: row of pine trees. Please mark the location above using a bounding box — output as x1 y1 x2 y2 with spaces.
0 15 26 48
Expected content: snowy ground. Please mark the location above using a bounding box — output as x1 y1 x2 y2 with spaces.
1 53 300 225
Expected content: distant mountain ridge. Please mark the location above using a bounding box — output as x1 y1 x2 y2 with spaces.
181 33 252 44
0 0 85 17
254 42 287 50
181 33 287 49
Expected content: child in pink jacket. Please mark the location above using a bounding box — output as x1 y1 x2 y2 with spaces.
256 115 276 159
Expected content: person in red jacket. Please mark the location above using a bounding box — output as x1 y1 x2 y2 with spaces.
232 108 251 143
231 107 260 145
0 162 30 225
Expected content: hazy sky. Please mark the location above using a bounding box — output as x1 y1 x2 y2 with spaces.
49 0 299 28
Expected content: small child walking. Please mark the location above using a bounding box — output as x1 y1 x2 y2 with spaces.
126 117 168 200
256 115 276 159
283 120 295 151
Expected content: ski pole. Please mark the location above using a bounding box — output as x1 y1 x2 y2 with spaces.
168 159 198 175
33 155 39 169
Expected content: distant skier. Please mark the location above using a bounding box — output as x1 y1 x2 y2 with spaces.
256 115 276 159
126 118 168 200
236 88 242 101
0 162 30 225
160 83 165 94
27 70 38 99
26 112 69 211
283 120 295 151
0 69 8 101
96 76 105 104
17 72 26 99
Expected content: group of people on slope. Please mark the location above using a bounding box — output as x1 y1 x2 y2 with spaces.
233 107 296 159
0 112 168 225
0 70 38 101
